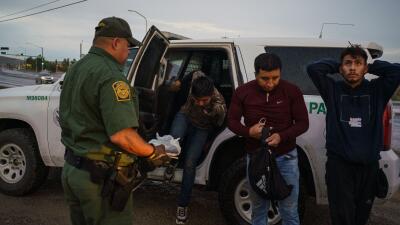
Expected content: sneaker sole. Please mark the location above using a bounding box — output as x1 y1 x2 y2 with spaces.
176 219 187 224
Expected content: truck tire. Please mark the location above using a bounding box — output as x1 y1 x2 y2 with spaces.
0 128 49 196
218 157 282 225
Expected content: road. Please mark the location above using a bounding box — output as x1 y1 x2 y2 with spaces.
0 168 399 225
0 68 36 87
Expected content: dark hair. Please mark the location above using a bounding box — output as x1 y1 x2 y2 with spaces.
340 44 368 63
254 53 282 74
191 74 214 98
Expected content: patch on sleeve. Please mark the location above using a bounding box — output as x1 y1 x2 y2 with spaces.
112 81 131 102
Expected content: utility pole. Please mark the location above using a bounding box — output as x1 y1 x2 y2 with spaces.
79 40 82 59
128 10 148 33
55 59 58 73
26 42 44 71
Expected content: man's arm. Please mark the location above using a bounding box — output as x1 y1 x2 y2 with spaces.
227 89 263 139
205 89 227 127
110 128 170 168
368 60 400 103
110 128 154 157
306 59 339 102
98 77 166 161
278 86 309 143
227 89 249 137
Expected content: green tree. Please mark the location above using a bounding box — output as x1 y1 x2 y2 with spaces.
44 60 57 73
61 58 70 72
25 57 36 71
36 55 44 72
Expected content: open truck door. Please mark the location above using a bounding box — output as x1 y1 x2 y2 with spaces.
126 26 170 139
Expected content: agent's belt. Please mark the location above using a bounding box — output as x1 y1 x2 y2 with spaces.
65 148 111 184
65 148 110 168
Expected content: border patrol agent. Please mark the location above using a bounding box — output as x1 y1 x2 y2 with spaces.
60 17 170 225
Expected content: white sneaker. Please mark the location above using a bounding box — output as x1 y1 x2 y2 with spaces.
176 206 188 224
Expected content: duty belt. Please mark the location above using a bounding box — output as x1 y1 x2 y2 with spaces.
65 148 108 168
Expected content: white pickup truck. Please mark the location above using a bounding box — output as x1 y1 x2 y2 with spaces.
0 26 399 225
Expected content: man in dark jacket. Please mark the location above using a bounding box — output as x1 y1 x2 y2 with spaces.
307 45 400 225
228 53 309 225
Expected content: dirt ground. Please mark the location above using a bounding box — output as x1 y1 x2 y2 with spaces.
0 168 399 225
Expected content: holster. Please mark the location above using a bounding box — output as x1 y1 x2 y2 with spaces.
64 148 110 184
102 162 147 212
65 148 146 212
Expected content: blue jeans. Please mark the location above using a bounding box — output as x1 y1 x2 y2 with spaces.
170 112 209 207
247 149 300 225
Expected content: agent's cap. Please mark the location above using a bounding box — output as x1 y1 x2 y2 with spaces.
94 16 141 47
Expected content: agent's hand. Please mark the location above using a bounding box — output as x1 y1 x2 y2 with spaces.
249 123 264 139
266 133 281 147
147 144 171 167
168 80 181 92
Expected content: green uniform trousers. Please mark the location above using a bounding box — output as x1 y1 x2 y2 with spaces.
61 162 133 225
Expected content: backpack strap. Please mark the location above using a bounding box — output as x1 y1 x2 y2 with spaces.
260 127 270 148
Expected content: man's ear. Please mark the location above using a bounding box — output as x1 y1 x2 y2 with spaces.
111 38 119 49
339 65 344 74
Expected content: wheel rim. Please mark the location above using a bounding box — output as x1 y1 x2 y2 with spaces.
0 143 26 184
234 179 281 224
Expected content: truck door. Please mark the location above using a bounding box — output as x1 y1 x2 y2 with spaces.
47 78 64 166
127 26 170 140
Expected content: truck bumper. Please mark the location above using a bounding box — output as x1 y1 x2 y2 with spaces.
379 150 400 200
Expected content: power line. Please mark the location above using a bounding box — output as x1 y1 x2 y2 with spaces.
0 0 88 23
0 0 64 19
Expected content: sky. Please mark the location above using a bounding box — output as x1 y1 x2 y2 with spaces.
0 0 399 62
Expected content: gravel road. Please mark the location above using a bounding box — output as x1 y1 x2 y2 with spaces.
0 168 399 225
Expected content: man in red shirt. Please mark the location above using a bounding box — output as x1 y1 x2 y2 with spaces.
228 53 309 225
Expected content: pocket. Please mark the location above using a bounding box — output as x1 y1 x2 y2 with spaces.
340 95 371 127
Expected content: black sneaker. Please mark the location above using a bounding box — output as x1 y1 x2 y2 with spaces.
176 206 188 224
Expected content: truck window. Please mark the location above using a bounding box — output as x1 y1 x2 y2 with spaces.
134 35 168 88
123 47 138 77
265 46 344 95
166 49 234 107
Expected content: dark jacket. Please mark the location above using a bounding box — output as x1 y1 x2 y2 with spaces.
307 60 400 164
228 80 309 155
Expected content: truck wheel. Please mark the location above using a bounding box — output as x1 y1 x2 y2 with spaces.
218 157 282 225
0 128 49 196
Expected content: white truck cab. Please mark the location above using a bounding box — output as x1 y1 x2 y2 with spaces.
0 26 398 225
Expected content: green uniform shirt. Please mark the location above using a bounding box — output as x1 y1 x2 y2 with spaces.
60 47 139 162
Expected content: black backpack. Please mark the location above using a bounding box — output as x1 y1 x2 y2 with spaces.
248 127 293 200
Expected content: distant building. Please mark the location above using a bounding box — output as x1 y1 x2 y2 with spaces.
0 55 24 69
